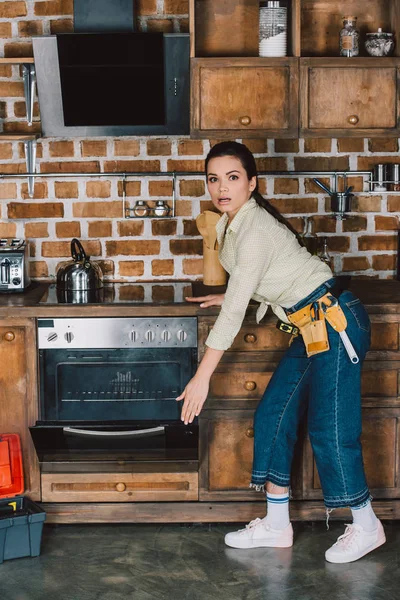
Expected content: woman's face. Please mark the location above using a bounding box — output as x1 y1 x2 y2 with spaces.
207 155 256 222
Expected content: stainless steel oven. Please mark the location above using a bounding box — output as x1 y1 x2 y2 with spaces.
30 317 198 465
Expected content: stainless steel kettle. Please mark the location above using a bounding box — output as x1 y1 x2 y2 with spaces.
56 238 103 291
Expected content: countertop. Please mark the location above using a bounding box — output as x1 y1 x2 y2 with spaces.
0 279 399 318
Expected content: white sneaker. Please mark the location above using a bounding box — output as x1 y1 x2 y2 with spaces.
325 521 386 564
224 518 293 549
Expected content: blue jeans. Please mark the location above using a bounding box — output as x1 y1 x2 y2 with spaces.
251 278 372 509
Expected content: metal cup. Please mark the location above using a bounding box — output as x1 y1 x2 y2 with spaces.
374 164 388 191
391 164 400 191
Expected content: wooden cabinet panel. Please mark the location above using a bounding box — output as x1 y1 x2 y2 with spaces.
361 369 398 399
300 59 400 137
191 58 299 138
210 369 272 399
42 472 199 502
303 409 400 499
230 324 289 352
0 320 40 500
370 322 399 351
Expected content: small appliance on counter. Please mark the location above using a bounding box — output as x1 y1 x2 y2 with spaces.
0 239 31 293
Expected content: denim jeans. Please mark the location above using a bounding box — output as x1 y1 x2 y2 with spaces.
251 278 372 508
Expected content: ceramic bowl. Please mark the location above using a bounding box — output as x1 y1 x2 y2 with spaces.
365 32 395 57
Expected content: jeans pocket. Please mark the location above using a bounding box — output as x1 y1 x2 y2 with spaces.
345 299 371 333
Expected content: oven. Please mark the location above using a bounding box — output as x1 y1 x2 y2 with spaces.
30 317 198 467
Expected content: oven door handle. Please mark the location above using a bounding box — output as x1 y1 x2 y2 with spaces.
62 426 165 438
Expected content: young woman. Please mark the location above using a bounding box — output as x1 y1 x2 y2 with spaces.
176 141 386 564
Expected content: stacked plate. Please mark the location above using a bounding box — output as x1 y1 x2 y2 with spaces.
259 31 287 57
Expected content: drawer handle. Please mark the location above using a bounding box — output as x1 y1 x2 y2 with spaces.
115 482 126 492
245 427 254 438
348 115 359 125
4 331 15 342
244 381 257 391
239 115 251 126
244 333 257 344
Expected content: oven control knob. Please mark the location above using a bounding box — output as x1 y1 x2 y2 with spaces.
47 332 58 342
64 331 74 344
161 330 171 342
177 329 188 343
145 330 155 342
130 330 138 342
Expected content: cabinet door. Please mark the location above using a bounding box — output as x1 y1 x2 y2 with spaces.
302 408 400 499
191 58 299 138
199 409 303 501
300 58 400 137
0 319 40 499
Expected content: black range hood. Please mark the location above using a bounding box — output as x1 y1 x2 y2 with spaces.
32 0 189 136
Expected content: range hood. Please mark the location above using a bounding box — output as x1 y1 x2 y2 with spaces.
32 0 190 136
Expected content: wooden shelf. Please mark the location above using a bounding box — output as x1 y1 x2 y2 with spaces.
0 134 38 141
0 57 34 64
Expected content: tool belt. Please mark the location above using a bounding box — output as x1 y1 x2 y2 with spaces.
285 293 348 358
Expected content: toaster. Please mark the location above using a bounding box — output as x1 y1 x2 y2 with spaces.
0 239 31 292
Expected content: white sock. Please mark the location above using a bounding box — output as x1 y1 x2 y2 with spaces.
351 501 379 532
265 492 290 530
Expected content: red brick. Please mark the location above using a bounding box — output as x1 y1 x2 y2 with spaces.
18 20 43 36
245 139 268 154
167 159 204 172
183 258 203 275
312 216 337 234
342 256 371 272
104 160 159 172
175 200 192 216
294 157 349 171
169 239 203 255
88 221 112 238
178 140 204 156
353 196 382 213
18 142 42 159
183 220 199 236
304 177 331 194
179 180 205 197
119 261 145 276
25 222 49 238
269 197 318 214
255 157 287 172
0 163 27 175
4 42 33 58
49 141 75 158
0 82 24 98
152 259 174 276
117 221 144 237
96 260 114 277
0 2 27 18
151 219 177 236
326 236 350 252
81 140 107 157
342 216 368 232
0 183 17 199
86 181 111 198
14 101 40 119
117 181 141 197
149 180 173 196
40 161 100 173
372 255 396 270
304 139 332 153
375 216 399 231
73 202 122 218
387 196 400 212
0 23 12 37
179 18 189 32
21 182 48 200
34 0 73 16
0 143 12 160
337 138 364 153
0 66 11 78
358 236 397 251
147 19 174 33
164 0 188 13
8 202 64 219
106 240 160 256
147 140 172 156
368 138 399 153
274 139 299 153
136 0 157 15
338 176 364 193
0 222 16 237
114 140 140 156
29 261 48 278
358 156 400 170
50 18 73 33
287 217 304 234
55 181 78 198
274 178 299 195
119 285 145 301
42 240 100 258
55 221 81 238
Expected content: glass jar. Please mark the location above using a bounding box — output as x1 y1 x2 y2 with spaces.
259 1 287 58
133 200 150 217
301 217 318 255
152 200 170 217
340 16 360 57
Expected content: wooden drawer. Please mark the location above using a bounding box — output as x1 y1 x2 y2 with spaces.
370 322 399 351
210 369 272 399
42 472 199 502
229 324 289 352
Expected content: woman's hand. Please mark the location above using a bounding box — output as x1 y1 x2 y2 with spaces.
176 375 210 424
185 294 225 308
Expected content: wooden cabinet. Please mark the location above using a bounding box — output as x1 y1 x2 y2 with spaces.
191 58 299 139
0 319 40 499
300 59 400 137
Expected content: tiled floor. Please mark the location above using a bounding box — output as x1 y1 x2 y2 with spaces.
1 521 399 600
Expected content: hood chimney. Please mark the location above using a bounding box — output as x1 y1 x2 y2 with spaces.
74 0 135 33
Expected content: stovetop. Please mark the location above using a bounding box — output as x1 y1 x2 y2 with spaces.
39 282 194 305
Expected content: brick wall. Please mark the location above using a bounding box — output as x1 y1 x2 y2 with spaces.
0 1 399 282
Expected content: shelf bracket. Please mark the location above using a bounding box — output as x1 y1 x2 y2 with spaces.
22 64 36 126
24 139 37 198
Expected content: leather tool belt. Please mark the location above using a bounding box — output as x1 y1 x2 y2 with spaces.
286 293 348 358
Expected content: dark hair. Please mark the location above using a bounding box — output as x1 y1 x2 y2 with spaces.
205 141 303 245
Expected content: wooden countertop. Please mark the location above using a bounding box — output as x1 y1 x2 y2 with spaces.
0 279 399 318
